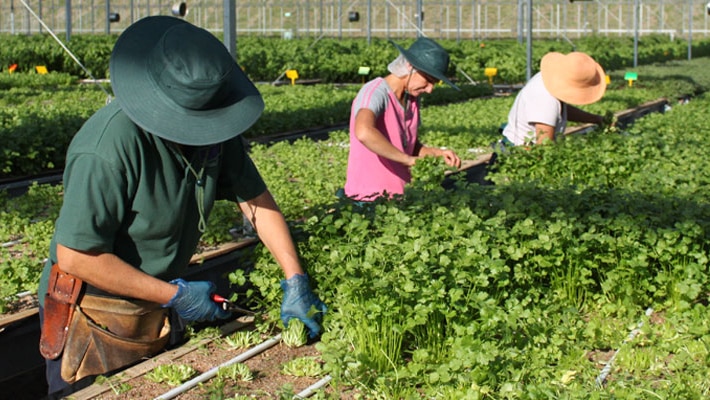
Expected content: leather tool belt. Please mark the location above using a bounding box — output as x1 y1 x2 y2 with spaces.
39 264 171 383
40 263 83 360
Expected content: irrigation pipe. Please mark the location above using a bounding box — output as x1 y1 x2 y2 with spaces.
17 0 113 100
270 0 359 85
153 333 282 400
293 374 333 399
595 307 653 388
2 239 23 248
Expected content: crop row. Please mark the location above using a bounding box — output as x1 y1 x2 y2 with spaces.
0 59 707 309
3 33 710 84
3 55 710 180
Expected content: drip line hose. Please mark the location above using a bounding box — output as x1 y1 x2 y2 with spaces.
595 307 653 388
293 374 333 399
17 0 113 100
154 333 282 400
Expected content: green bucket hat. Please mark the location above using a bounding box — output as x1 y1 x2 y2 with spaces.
109 16 264 146
391 37 459 90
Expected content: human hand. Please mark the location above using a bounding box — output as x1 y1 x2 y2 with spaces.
440 149 461 169
601 111 616 127
280 274 327 338
163 279 231 322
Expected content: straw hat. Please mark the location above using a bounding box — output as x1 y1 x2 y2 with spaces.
540 52 606 105
109 16 264 146
391 37 460 90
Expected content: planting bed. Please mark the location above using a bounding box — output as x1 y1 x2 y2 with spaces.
71 318 358 399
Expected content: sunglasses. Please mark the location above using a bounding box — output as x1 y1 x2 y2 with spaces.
417 70 440 85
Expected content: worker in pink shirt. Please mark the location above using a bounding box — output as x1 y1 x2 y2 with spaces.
343 37 461 201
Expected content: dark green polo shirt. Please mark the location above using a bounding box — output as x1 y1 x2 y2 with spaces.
39 101 266 305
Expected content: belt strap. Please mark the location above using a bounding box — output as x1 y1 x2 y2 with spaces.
39 263 84 359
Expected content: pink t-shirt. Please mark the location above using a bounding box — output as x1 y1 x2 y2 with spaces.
344 78 420 201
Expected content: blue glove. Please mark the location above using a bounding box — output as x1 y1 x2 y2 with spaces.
280 274 327 338
162 279 231 322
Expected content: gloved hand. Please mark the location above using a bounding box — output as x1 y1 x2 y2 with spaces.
162 279 231 322
601 110 617 130
280 274 327 338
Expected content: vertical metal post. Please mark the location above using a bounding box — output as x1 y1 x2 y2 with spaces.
38 0 43 34
526 0 532 81
456 0 461 42
688 0 693 60
416 0 423 37
471 0 475 40
66 0 72 41
24 0 29 34
105 0 110 34
385 4 389 38
517 0 523 43
305 0 309 36
337 0 341 39
367 0 371 45
224 0 236 59
633 0 639 67
11 0 16 34
91 0 95 33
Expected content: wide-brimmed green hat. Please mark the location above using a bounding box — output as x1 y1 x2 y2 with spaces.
391 37 459 90
110 16 264 146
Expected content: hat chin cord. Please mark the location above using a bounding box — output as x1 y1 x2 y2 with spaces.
402 68 415 105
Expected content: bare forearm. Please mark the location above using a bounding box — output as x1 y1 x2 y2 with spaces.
567 105 603 124
357 126 415 166
56 244 178 304
354 109 415 167
532 122 556 145
240 191 304 279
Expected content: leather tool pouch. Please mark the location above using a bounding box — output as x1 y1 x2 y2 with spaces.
39 263 83 360
39 264 171 383
60 294 170 383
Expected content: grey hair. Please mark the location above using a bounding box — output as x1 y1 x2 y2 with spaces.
387 54 413 77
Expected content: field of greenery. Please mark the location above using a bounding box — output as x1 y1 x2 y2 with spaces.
1 52 710 397
245 90 710 398
3 32 710 84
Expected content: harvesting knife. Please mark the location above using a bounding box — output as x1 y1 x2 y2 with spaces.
210 293 256 315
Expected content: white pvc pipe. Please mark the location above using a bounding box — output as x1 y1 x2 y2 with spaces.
154 333 282 400
293 374 333 399
595 307 653 387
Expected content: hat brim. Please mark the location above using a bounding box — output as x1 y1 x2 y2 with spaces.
540 52 606 106
110 16 264 146
392 41 460 91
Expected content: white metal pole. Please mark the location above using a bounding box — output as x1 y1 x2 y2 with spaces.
688 0 693 60
633 0 639 67
526 0 532 81
65 0 71 42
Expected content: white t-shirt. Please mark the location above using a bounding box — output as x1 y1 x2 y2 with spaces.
502 72 567 146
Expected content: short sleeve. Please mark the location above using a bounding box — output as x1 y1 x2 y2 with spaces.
54 153 128 253
217 138 267 202
351 78 390 118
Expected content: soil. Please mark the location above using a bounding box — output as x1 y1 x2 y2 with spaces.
70 318 361 400
1 240 361 399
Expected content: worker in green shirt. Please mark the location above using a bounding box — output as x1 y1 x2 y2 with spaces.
37 16 326 399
